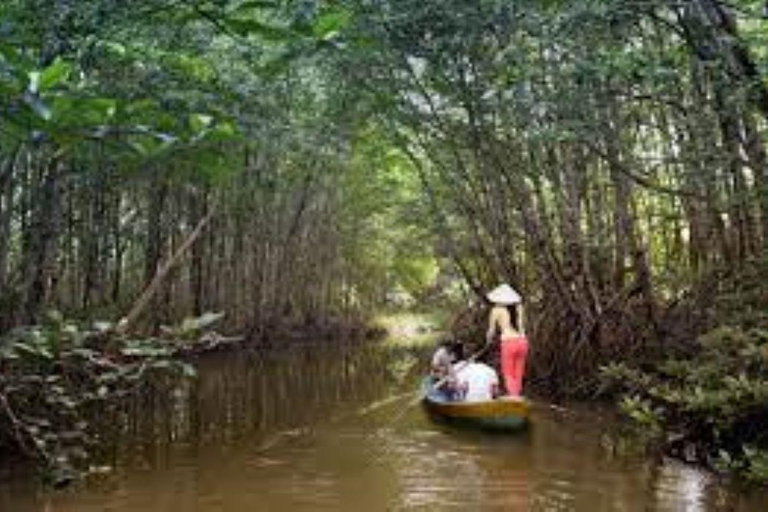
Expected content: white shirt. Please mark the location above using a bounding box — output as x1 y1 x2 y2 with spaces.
454 361 499 402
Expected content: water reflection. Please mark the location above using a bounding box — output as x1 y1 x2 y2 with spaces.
2 341 768 511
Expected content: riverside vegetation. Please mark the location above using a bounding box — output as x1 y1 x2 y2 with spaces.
4 0 768 485
601 261 768 482
0 312 198 485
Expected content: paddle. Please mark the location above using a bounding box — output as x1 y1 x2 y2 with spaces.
361 341 500 464
358 340 495 419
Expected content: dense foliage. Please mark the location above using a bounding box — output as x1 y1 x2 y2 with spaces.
0 312 198 484
602 325 768 481
600 260 768 481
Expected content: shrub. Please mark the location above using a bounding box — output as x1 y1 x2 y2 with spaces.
600 326 768 480
0 312 195 485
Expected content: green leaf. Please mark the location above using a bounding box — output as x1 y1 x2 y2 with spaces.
193 150 234 181
100 41 127 56
0 43 34 80
128 132 176 157
12 341 53 360
38 58 72 91
207 121 237 142
228 19 296 42
190 113 214 133
313 8 352 39
50 97 117 127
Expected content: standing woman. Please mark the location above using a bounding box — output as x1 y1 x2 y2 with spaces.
486 284 528 396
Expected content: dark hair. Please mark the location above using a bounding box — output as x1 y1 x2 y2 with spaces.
439 337 463 360
490 303 521 331
508 304 521 331
450 341 464 361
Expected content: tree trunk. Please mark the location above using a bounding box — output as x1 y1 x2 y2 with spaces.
20 158 64 325
144 179 168 330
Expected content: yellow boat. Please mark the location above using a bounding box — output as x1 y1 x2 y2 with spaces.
421 378 530 431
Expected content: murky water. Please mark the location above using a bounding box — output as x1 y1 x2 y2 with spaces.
2 341 768 511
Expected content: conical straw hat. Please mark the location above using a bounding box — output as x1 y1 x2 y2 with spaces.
486 284 522 305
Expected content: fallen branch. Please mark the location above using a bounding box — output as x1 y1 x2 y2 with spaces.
114 203 217 335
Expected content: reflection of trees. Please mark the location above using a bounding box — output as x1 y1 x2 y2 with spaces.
107 344 412 467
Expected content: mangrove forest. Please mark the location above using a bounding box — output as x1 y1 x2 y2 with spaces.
4 0 768 509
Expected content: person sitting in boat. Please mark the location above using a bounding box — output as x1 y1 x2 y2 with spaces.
430 338 462 400
486 283 529 397
454 358 500 402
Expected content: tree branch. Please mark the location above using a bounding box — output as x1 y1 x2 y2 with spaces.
114 201 217 335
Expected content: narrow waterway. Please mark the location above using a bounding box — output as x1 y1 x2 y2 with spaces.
2 340 767 511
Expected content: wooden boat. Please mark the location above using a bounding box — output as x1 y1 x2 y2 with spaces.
421 378 530 431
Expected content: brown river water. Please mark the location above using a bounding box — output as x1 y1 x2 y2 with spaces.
2 341 768 511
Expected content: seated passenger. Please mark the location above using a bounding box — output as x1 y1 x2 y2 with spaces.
454 360 500 402
430 339 462 400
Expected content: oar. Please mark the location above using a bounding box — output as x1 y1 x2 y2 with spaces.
360 340 495 420
362 342 498 464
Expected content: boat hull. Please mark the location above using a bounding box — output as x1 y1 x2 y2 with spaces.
421 378 530 431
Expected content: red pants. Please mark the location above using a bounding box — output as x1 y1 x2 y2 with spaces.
501 337 529 396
